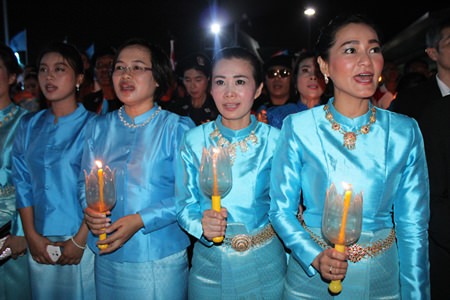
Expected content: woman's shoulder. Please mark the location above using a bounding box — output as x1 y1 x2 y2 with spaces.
256 120 280 137
380 108 419 126
19 108 48 125
159 107 196 129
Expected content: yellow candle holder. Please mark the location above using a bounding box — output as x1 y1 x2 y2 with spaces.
199 147 232 243
84 160 116 249
322 182 362 294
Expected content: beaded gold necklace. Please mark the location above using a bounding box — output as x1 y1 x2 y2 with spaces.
324 104 376 150
210 126 258 164
0 106 18 128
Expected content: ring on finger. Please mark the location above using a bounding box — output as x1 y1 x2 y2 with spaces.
329 265 333 274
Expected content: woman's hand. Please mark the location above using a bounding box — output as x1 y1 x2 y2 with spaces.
1 235 27 259
96 214 144 254
27 233 55 265
84 206 111 236
201 208 227 241
54 238 84 265
312 248 348 281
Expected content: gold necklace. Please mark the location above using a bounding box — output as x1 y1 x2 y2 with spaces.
210 126 258 164
0 105 18 127
324 104 376 150
118 106 161 128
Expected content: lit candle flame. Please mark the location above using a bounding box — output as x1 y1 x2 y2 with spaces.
95 160 103 169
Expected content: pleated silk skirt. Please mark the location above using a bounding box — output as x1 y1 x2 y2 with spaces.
95 249 188 300
283 228 400 300
189 229 287 300
28 236 96 300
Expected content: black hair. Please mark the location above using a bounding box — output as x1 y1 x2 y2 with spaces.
114 38 173 103
91 46 116 66
426 17 450 50
293 50 323 80
0 42 21 75
212 46 263 86
37 42 84 76
176 52 211 78
315 13 383 62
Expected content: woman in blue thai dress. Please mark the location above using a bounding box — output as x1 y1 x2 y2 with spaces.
81 38 195 300
12 42 96 300
0 43 31 300
269 14 430 299
176 47 287 299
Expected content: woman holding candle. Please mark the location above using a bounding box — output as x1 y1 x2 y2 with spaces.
12 42 96 299
81 38 195 299
176 47 287 299
269 14 430 299
0 43 31 300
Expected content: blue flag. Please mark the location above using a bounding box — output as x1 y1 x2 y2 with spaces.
86 43 95 59
10 29 27 52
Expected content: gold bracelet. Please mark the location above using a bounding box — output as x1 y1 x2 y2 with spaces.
70 236 87 250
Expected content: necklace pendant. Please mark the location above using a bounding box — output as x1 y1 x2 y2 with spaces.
217 137 228 147
343 132 357 150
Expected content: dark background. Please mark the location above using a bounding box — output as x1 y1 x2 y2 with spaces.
2 0 449 66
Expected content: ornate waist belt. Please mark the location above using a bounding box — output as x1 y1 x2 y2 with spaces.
300 220 396 263
223 223 275 252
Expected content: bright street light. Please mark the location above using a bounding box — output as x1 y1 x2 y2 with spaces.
210 23 221 35
304 8 316 50
304 8 316 17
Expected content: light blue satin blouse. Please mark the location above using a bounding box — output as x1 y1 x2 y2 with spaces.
269 98 430 298
13 104 95 236
79 105 195 262
176 115 280 242
0 103 28 232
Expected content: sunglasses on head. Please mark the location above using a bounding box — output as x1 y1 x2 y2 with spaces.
267 68 291 79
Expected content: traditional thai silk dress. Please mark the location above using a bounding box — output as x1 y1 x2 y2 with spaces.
79 105 194 300
269 98 430 299
176 115 287 299
0 103 31 300
13 104 96 300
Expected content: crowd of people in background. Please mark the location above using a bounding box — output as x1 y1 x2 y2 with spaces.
0 11 448 300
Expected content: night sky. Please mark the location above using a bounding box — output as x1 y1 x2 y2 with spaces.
2 0 447 65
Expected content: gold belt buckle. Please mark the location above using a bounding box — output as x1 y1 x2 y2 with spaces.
231 234 252 252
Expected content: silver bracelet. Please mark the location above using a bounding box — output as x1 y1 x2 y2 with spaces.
70 236 87 250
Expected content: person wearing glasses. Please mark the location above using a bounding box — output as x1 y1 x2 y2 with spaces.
261 51 328 129
82 47 123 114
254 54 296 125
81 38 195 299
12 42 96 300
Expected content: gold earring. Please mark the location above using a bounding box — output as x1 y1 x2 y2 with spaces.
76 84 80 92
324 75 329 85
